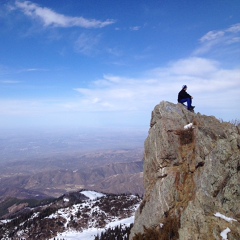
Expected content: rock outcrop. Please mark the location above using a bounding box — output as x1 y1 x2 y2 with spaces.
130 101 240 240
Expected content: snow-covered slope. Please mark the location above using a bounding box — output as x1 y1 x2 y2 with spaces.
0 190 141 240
52 216 135 240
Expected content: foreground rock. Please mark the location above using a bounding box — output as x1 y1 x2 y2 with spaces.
130 101 240 240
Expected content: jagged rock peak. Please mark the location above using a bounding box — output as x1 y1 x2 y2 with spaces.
130 101 240 240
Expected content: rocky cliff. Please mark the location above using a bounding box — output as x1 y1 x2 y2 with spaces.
130 101 240 240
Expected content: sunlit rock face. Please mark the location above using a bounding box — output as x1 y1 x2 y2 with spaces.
130 101 240 240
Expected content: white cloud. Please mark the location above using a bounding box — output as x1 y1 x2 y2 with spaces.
70 57 240 121
1 57 239 128
15 0 115 28
194 23 240 55
227 23 240 33
166 58 219 77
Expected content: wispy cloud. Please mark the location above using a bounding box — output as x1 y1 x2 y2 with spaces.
0 99 57 116
18 68 48 73
74 33 101 55
0 80 21 84
194 23 240 55
200 30 225 42
114 26 142 31
106 48 123 57
130 26 141 31
15 0 115 28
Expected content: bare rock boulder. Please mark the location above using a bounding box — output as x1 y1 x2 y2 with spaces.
130 101 240 240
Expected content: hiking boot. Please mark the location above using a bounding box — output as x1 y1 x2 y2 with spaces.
188 106 195 111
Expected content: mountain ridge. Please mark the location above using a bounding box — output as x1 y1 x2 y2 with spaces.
0 154 144 199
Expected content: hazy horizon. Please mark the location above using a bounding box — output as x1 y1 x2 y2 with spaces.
1 1 239 131
0 126 146 164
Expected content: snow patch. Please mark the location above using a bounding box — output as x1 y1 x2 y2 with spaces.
50 216 135 240
105 216 134 228
64 198 69 202
0 219 12 223
81 190 105 200
53 228 100 240
184 123 194 129
214 212 237 223
220 227 231 240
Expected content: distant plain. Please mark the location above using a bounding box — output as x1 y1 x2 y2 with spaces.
0 128 146 199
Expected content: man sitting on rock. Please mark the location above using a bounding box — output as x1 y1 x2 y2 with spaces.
178 85 195 111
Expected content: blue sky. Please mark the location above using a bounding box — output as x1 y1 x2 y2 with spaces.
0 0 240 131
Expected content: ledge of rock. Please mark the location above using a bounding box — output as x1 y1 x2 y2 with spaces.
130 101 240 240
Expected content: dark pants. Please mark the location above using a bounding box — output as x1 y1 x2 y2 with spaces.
179 98 192 109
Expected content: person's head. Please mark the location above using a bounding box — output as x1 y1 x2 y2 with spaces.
182 85 187 91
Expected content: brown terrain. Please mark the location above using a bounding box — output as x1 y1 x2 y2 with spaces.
0 149 144 200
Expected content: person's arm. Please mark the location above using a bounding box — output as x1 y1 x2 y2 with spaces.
185 92 192 99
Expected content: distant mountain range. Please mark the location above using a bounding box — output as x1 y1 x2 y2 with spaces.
0 132 145 239
0 150 144 200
